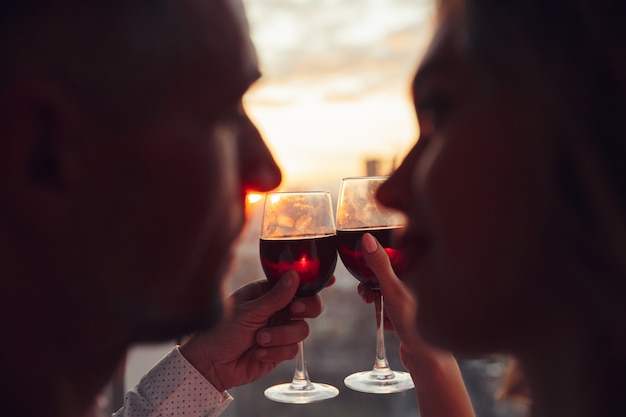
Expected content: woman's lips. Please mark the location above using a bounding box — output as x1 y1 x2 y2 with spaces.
396 230 431 288
400 230 432 261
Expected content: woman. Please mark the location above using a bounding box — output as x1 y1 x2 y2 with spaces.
364 1 626 416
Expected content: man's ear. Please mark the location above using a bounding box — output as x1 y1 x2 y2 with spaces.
0 80 81 231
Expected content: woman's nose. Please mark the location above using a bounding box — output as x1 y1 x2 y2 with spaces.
376 143 420 214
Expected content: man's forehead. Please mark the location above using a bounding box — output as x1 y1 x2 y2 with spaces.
226 0 259 75
201 0 258 79
224 0 247 28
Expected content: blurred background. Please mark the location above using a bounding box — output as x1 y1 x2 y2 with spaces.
113 0 529 416
242 0 426 190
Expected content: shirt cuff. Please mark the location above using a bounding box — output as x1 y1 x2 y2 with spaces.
117 346 233 417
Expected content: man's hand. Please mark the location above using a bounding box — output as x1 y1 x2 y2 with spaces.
179 271 329 392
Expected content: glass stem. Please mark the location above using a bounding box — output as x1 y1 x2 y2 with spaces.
372 291 394 379
290 341 314 390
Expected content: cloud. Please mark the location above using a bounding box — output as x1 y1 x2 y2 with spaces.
241 0 433 186
243 0 435 96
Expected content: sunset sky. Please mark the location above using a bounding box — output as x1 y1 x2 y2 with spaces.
241 0 435 191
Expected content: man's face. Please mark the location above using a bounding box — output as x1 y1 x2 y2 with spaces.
69 0 281 340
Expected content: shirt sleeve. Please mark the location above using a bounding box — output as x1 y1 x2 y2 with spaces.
112 347 233 417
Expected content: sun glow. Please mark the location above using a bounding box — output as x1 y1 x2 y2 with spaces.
245 193 264 219
246 193 264 205
244 88 419 189
241 0 435 190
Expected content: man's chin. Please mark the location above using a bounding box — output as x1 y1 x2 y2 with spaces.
188 298 224 333
181 294 226 335
133 298 225 343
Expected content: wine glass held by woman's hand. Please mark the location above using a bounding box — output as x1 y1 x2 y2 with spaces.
336 176 414 394
259 191 339 404
358 233 476 417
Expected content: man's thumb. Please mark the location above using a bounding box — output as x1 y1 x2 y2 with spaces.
257 270 299 315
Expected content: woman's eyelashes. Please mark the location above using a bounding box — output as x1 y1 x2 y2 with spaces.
416 93 453 137
416 93 452 133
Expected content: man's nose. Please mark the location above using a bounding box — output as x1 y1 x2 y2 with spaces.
238 117 282 193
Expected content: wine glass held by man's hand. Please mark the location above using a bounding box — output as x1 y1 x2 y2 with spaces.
259 191 339 404
336 176 414 394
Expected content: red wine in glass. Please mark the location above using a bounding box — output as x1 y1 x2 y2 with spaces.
337 227 404 288
260 235 337 297
260 191 339 403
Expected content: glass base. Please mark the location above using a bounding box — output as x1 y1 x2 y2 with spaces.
264 381 339 404
344 370 414 394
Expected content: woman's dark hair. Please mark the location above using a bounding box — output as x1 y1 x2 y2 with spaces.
453 1 626 408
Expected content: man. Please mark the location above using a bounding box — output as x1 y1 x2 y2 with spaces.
0 1 323 416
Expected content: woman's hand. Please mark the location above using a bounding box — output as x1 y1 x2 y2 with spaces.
359 233 476 417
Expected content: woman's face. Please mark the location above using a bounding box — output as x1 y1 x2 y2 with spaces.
379 15 554 354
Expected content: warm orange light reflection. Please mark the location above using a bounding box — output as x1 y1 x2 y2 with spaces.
244 90 418 188
247 193 264 205
245 192 264 219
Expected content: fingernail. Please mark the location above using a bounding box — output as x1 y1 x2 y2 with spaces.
258 331 271 345
256 348 268 358
362 233 378 253
359 287 375 303
291 300 305 314
281 271 295 288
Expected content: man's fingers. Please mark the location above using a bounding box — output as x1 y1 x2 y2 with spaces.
256 320 310 347
255 344 299 362
289 295 323 318
251 270 300 317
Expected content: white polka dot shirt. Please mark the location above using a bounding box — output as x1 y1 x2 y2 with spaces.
113 347 233 417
